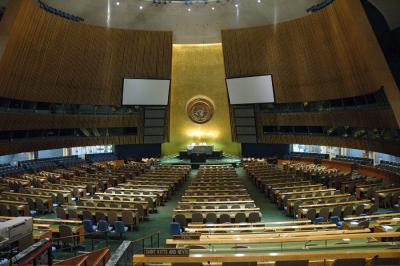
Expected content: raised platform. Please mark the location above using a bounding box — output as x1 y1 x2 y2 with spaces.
160 154 241 169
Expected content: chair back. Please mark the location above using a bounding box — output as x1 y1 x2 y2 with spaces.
174 214 187 227
82 210 93 220
9 205 19 216
234 213 246 223
206 213 217 224
343 205 353 218
122 211 134 225
36 198 46 213
114 221 126 234
354 205 364 216
369 203 378 214
170 222 181 235
0 205 8 216
95 211 106 222
191 213 204 223
68 208 78 219
332 205 342 218
98 220 110 232
306 209 317 222
27 198 36 210
57 193 65 204
83 219 95 233
319 207 330 222
107 211 118 225
332 258 365 266
59 225 73 245
220 214 231 224
55 207 66 219
248 212 260 223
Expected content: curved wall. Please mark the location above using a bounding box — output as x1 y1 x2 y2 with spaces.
221 0 400 119
0 0 172 105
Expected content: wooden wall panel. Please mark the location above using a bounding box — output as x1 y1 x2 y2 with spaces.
222 0 400 122
260 134 400 157
0 0 172 105
258 108 398 128
0 136 139 155
0 113 140 131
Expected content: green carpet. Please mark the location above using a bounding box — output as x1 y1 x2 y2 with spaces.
236 167 291 222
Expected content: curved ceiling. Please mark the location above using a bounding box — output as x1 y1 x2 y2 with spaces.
2 0 400 43
39 0 322 44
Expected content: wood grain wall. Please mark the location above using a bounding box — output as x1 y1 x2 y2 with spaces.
0 0 172 105
0 113 141 131
221 0 400 118
258 108 398 129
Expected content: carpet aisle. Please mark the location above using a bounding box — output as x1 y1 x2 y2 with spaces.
236 167 291 222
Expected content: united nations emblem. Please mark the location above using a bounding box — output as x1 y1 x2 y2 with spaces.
187 97 214 124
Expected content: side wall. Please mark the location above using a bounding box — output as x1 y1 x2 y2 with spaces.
222 0 400 124
0 0 172 105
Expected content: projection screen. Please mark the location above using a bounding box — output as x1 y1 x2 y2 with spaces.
227 75 275 104
122 79 170 105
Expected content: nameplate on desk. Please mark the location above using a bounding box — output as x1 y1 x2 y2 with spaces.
172 233 201 240
144 248 189 257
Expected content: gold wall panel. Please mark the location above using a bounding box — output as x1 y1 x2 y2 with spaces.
162 44 241 156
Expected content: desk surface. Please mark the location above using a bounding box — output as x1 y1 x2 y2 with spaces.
133 249 400 263
299 199 371 208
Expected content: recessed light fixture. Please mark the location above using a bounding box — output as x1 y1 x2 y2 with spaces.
257 0 261 3
235 4 238 8
116 2 120 6
188 8 191 12
211 7 215 10
139 5 143 10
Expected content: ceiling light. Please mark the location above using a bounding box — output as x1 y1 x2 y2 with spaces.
235 4 238 8
211 7 215 10
188 7 191 11
116 2 120 6
139 5 143 10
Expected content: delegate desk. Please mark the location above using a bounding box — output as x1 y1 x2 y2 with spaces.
25 187 72 203
277 189 336 206
181 194 251 202
33 223 84 242
80 198 149 216
62 205 139 223
0 199 29 216
167 229 385 246
374 187 400 207
173 208 261 220
107 187 167 201
285 194 351 215
185 223 338 233
1 192 53 210
178 200 255 206
187 220 312 228
0 216 84 242
133 250 400 265
96 192 159 207
344 212 400 221
297 200 372 218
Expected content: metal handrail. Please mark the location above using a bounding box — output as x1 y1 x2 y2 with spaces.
131 230 161 253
